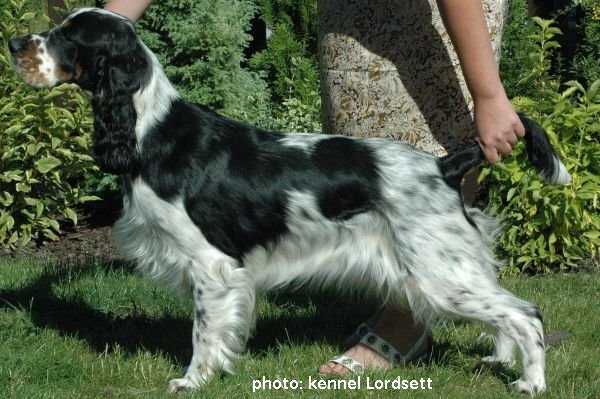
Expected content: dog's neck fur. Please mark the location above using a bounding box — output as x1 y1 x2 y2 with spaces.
133 42 179 147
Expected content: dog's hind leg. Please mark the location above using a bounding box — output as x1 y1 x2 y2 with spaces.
388 210 546 394
168 259 256 393
405 262 546 395
451 289 545 394
481 329 516 366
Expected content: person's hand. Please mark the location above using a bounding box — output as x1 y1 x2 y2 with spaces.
473 91 525 164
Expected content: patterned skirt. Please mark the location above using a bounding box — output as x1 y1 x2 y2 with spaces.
318 0 509 156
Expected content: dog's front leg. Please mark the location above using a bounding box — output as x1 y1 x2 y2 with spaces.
168 259 256 393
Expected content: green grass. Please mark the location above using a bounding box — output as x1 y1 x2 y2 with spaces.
0 259 598 399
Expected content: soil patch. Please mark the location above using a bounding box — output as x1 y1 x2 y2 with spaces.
3 194 123 264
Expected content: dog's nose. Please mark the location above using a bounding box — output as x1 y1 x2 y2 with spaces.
9 38 26 54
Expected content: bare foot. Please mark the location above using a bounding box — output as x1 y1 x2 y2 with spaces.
319 308 428 375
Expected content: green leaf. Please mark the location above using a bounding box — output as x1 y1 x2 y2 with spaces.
1 171 23 182
48 219 60 232
19 12 35 21
36 202 44 218
63 207 77 225
0 192 14 207
43 91 64 101
73 137 88 147
0 214 15 230
79 195 101 203
26 143 44 156
4 124 23 135
42 228 59 241
583 231 600 241
23 197 39 206
51 137 62 149
15 183 30 193
587 79 600 101
35 156 62 174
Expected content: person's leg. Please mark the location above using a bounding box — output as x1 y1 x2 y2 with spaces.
320 307 427 374
317 0 507 374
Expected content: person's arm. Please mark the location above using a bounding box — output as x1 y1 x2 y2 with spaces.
105 0 151 22
436 0 524 163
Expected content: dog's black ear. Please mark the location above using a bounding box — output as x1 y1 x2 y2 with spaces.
91 29 147 175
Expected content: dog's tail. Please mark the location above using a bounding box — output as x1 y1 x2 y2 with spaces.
439 113 571 191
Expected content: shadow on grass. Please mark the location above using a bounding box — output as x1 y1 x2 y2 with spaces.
249 289 377 356
0 262 193 366
0 261 500 379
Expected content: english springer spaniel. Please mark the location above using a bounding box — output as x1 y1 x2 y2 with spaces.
10 8 570 395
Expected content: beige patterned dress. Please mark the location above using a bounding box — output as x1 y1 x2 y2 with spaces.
318 0 509 156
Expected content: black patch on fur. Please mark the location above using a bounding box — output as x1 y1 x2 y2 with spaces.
519 114 561 182
418 174 441 191
450 255 461 264
311 137 380 220
436 155 480 229
446 225 465 236
402 188 416 198
299 209 313 221
48 11 151 174
439 144 485 192
137 101 381 260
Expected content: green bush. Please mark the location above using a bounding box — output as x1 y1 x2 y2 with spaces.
502 0 600 96
273 94 321 133
256 0 318 50
251 0 321 132
0 0 100 248
573 1 600 85
134 0 273 126
483 18 600 274
501 0 538 98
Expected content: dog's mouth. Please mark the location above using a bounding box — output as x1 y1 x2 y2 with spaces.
8 35 74 88
9 36 50 87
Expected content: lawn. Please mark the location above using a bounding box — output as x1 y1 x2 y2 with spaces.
0 258 598 399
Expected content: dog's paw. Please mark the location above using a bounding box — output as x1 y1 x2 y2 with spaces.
168 377 198 393
510 379 546 396
481 355 515 367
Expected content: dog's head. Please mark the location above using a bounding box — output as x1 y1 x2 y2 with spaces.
9 8 150 174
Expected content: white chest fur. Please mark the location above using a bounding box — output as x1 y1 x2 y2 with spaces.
112 178 234 292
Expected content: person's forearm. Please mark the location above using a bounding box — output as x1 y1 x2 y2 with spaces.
105 0 151 22
436 0 504 100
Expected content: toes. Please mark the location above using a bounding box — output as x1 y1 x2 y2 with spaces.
318 362 350 376
319 362 348 375
318 363 334 374
168 377 198 393
510 379 546 395
331 363 349 375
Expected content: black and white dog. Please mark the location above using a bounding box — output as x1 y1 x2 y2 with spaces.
10 8 571 395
